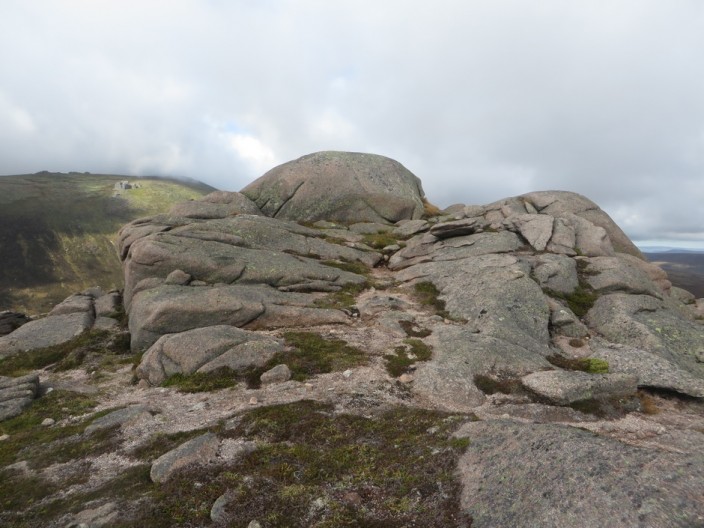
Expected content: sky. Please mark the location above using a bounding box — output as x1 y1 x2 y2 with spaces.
1 1 703 248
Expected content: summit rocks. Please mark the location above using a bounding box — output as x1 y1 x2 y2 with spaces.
241 151 426 224
2 152 704 527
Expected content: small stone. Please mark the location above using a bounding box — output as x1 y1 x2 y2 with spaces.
260 364 292 385
0 434 9 441
305 383 314 390
249 397 258 405
210 493 230 523
399 374 414 383
248 521 262 528
342 369 353 378
41 418 55 426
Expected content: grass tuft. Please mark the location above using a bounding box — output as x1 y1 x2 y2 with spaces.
385 339 433 377
361 232 400 250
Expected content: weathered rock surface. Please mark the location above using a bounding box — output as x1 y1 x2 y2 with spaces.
169 191 263 219
590 342 704 398
586 293 704 378
85 405 152 434
0 312 93 358
0 288 126 358
0 373 40 421
128 284 349 352
241 151 426 224
150 432 220 483
521 370 638 405
456 420 704 528
137 325 283 385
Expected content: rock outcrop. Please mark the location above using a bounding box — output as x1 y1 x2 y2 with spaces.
2 152 703 527
241 151 426 223
0 373 40 421
0 289 122 358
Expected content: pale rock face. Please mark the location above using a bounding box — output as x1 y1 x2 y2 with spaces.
136 325 283 385
241 151 426 224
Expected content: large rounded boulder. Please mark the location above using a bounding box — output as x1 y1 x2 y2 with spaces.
241 151 426 224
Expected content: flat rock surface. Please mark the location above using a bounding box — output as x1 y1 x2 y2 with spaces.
0 311 94 357
521 370 638 405
457 420 704 528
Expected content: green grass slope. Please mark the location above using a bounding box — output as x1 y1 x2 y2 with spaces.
0 172 215 314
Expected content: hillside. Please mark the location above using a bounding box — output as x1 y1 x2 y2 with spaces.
0 172 215 314
644 252 704 297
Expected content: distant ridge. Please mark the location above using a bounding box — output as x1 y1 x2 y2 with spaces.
0 172 216 313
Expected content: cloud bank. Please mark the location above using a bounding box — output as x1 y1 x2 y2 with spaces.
1 0 703 246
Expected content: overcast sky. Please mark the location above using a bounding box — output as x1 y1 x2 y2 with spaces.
1 1 703 247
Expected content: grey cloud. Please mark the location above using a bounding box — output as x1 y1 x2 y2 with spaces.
1 0 703 246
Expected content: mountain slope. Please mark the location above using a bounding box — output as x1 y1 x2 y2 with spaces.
0 172 215 313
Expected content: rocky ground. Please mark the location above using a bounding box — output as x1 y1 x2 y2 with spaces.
1 152 703 527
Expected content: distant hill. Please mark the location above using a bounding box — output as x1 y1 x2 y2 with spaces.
644 252 704 298
0 172 216 314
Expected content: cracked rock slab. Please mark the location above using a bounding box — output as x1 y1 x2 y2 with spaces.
521 370 638 405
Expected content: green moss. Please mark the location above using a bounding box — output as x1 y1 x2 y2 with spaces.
385 339 433 377
544 284 599 318
412 281 464 321
547 355 609 374
124 401 473 527
279 332 368 383
541 259 601 318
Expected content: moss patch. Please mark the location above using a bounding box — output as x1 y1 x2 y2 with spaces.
278 332 368 383
162 367 241 393
385 339 433 377
547 355 609 374
123 401 473 527
412 281 458 321
543 259 600 318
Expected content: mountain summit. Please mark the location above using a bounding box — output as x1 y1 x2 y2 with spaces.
1 152 703 527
